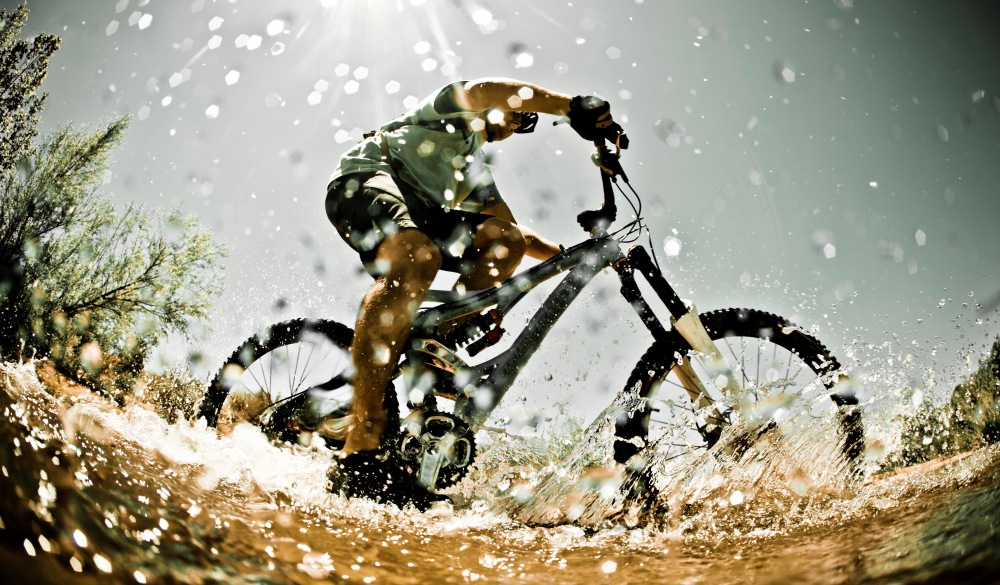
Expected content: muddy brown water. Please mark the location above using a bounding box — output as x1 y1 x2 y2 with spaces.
1 362 998 584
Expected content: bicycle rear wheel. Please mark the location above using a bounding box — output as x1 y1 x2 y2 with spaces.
197 319 398 447
614 308 862 464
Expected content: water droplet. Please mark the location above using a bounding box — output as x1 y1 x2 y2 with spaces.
266 19 285 36
508 43 534 68
664 236 682 257
653 118 687 147
73 530 88 548
935 124 950 142
94 554 113 573
773 60 796 84
471 8 494 26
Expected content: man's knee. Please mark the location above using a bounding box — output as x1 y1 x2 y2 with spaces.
376 229 442 283
480 218 526 263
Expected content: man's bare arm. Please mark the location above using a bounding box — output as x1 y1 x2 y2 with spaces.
455 78 572 116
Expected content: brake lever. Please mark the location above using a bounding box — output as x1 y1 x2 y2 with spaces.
592 144 629 183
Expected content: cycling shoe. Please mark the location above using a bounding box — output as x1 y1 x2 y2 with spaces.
332 450 448 511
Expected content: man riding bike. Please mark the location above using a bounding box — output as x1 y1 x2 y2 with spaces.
324 77 624 508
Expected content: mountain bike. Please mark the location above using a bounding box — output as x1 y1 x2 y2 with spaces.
195 143 864 493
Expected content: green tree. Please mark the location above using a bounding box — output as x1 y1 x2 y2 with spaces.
0 3 224 400
0 3 59 173
0 2 59 348
0 118 226 399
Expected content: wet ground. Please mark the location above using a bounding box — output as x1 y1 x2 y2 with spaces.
1 361 998 584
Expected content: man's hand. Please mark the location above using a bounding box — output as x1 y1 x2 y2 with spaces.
568 96 628 147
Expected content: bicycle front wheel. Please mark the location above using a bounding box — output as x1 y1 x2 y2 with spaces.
197 319 384 446
614 308 861 464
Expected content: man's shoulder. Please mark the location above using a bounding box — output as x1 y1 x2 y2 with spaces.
378 81 478 135
431 81 469 115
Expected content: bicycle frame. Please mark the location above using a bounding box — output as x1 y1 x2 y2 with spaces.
404 225 729 430
394 146 751 487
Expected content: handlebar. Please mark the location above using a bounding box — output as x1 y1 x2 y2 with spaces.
552 115 629 234
577 139 629 234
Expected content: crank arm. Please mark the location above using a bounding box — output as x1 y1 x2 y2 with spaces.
417 432 457 490
417 450 446 490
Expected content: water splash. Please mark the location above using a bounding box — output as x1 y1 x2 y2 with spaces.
2 354 999 582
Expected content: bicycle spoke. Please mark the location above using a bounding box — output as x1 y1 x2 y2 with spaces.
228 335 351 416
723 338 751 390
246 362 266 397
755 339 762 394
649 337 832 452
664 376 693 394
267 348 275 400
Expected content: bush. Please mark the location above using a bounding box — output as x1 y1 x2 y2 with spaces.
0 3 223 403
136 368 206 423
882 337 1000 471
0 118 225 401
0 3 59 173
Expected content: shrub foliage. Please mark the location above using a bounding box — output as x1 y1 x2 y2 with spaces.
882 337 1000 471
0 3 59 173
0 5 224 400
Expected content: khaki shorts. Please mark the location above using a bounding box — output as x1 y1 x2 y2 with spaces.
325 171 492 276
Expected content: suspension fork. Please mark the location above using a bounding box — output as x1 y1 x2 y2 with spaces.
621 247 740 423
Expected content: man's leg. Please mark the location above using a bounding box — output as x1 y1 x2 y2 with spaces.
456 217 527 291
341 229 442 456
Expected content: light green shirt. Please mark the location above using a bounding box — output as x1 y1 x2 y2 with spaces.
331 82 503 213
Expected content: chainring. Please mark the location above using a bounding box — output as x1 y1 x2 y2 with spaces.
393 410 477 489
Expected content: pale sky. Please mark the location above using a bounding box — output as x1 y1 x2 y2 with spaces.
11 0 1000 416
